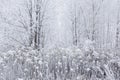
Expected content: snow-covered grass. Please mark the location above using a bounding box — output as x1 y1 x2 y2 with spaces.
0 47 119 80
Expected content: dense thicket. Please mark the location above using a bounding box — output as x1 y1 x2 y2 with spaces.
0 45 120 80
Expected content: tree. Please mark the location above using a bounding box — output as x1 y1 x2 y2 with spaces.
90 0 104 42
26 0 48 49
1 0 49 50
115 0 120 48
27 0 33 47
70 3 82 47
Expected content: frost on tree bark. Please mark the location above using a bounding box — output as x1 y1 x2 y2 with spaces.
27 0 47 49
70 4 81 47
34 0 39 49
28 0 34 47
88 0 104 49
115 1 120 48
72 13 78 46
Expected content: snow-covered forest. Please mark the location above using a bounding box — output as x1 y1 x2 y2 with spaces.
0 0 120 80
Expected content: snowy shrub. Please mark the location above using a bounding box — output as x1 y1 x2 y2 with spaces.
0 47 119 80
